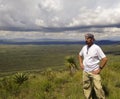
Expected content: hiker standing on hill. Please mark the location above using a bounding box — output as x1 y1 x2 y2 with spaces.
79 33 108 99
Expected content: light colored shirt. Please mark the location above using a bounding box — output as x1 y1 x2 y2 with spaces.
79 44 106 72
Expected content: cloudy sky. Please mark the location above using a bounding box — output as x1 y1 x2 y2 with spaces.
0 0 120 41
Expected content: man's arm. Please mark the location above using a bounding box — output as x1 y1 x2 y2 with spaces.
92 57 108 74
99 57 108 69
79 55 84 70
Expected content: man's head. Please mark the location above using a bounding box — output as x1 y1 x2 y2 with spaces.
85 33 95 46
85 33 95 40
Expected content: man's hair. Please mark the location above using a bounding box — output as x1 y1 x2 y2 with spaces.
85 33 95 40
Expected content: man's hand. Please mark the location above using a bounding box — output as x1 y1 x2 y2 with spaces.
92 69 101 74
80 64 84 70
79 55 84 70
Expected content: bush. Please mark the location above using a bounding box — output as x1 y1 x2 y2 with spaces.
65 56 78 75
13 72 28 85
44 68 56 81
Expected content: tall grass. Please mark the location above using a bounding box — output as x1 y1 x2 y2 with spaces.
0 63 120 98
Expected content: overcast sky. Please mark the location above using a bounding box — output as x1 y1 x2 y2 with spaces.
0 0 120 41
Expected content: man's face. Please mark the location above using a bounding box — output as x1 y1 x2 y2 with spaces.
85 36 93 45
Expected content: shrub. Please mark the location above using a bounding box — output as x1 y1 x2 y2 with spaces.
13 72 28 85
65 56 78 75
45 68 56 81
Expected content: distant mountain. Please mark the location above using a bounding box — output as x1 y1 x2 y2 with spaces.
0 39 119 45
95 40 120 45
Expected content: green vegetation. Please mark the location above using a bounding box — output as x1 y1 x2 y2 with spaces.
13 72 28 85
65 55 79 75
0 44 120 98
0 45 81 73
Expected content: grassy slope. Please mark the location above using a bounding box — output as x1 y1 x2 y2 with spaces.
0 44 120 99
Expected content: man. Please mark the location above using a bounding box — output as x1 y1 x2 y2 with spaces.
79 33 108 99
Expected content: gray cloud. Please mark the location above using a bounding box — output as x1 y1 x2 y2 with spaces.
0 0 120 40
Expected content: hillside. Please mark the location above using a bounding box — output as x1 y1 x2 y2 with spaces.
0 44 120 98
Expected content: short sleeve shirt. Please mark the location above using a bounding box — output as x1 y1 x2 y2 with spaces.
79 44 106 72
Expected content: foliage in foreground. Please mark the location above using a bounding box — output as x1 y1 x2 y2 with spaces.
0 61 120 99
0 70 83 99
65 55 79 75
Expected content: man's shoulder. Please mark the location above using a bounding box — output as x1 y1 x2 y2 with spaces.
93 44 100 48
93 44 102 51
82 45 87 48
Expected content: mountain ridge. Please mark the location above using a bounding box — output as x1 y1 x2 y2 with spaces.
0 39 119 45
